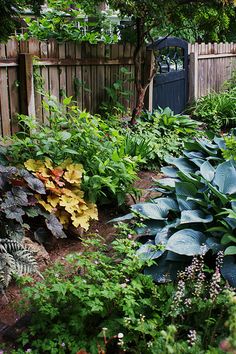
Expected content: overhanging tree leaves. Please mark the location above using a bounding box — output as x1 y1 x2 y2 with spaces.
107 0 236 123
0 0 44 42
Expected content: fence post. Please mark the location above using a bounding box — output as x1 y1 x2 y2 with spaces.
188 51 198 103
18 53 36 117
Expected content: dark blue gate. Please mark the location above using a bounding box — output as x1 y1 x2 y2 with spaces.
148 37 188 114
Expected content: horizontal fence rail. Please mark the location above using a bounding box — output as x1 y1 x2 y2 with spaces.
188 42 236 101
0 39 236 136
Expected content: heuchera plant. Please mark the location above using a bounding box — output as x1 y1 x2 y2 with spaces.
24 158 98 230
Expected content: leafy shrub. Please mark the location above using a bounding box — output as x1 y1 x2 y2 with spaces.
193 89 236 133
0 165 66 290
24 158 98 230
100 67 134 116
129 107 202 168
113 134 236 287
4 96 140 206
11 233 233 354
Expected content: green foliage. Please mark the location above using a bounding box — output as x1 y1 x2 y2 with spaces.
100 67 134 116
193 88 236 133
0 0 43 42
130 107 202 168
4 96 141 205
19 0 118 44
112 133 236 287
0 165 66 290
11 232 233 353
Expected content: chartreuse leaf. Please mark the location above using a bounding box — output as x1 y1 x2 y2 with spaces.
166 229 208 256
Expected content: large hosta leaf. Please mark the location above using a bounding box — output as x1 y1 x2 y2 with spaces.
175 182 197 197
166 229 208 256
180 210 213 224
165 157 195 173
161 166 178 178
135 220 166 236
213 160 236 195
200 161 215 182
154 178 178 190
152 198 179 212
131 203 168 220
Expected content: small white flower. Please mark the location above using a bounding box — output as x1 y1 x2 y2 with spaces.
118 332 124 339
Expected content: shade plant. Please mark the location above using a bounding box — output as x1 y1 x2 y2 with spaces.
112 133 236 287
4 96 141 206
9 232 234 354
0 165 66 291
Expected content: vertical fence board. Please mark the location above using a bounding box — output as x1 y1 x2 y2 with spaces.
6 39 19 133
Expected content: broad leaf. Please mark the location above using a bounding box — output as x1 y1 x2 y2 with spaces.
225 246 236 256
45 214 67 239
213 160 236 195
165 157 195 173
180 210 213 224
200 161 215 182
166 229 208 256
131 203 169 220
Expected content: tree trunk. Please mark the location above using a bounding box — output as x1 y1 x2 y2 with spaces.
130 17 156 125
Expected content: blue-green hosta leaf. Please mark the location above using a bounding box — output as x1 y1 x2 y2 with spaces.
196 138 218 155
214 136 226 149
177 196 198 211
213 160 236 195
161 166 178 178
177 171 200 184
109 213 134 223
200 161 215 182
180 210 213 224
224 217 236 230
155 219 180 245
183 150 205 159
154 178 178 190
166 229 208 256
131 203 168 220
135 220 166 236
225 246 236 256
206 237 223 253
175 182 197 197
221 256 236 287
137 240 164 260
152 197 179 212
144 254 182 283
166 251 189 262
165 157 195 173
190 158 205 167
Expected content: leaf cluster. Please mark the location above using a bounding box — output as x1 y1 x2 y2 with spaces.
113 134 236 287
193 88 236 133
12 234 233 353
0 165 66 290
24 158 98 230
4 96 141 206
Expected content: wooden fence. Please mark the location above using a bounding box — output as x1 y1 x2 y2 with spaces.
1 39 236 137
188 42 236 101
0 38 136 136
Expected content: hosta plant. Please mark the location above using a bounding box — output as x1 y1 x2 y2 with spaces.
0 165 66 290
24 158 98 230
113 135 236 287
